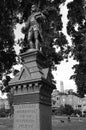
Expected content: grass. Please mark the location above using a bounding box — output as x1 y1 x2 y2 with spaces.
0 116 86 130
52 116 86 130
0 118 13 130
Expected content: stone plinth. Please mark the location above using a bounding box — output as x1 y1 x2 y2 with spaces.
9 49 55 130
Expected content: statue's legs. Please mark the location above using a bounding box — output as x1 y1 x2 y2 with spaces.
28 31 34 49
34 31 40 50
29 41 34 49
35 38 39 50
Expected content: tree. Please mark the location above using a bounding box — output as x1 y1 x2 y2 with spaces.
57 104 74 115
64 104 74 115
73 109 82 116
0 0 20 78
67 0 86 97
1 70 19 117
0 0 69 93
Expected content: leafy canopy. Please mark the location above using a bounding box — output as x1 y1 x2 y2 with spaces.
0 0 20 77
67 0 86 97
0 0 69 92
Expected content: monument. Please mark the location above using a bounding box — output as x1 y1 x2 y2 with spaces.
9 4 55 130
22 4 45 50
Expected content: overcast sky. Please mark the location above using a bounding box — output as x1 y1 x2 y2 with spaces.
53 0 77 91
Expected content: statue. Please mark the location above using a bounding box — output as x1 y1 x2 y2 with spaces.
22 4 46 50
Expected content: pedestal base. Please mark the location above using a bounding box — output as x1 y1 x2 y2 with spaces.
13 103 52 130
9 50 55 130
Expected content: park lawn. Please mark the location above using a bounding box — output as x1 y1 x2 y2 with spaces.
0 116 86 130
0 118 13 130
53 122 86 130
52 116 86 130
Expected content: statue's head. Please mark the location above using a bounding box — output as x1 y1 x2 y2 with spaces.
31 4 38 13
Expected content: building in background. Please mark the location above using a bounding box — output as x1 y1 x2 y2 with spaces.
81 96 86 115
60 81 64 93
52 89 86 115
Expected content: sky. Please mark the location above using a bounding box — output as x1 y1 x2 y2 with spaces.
13 0 77 92
52 0 77 91
52 58 77 91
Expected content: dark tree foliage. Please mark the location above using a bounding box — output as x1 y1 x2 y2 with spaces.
0 0 69 93
1 75 11 92
67 0 86 97
0 0 20 77
64 104 74 115
57 104 74 115
0 0 21 94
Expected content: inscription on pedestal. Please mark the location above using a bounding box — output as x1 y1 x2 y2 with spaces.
13 104 39 130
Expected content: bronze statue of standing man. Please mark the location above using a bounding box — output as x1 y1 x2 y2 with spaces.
22 4 46 50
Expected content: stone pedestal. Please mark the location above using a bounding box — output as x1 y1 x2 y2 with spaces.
9 49 55 130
